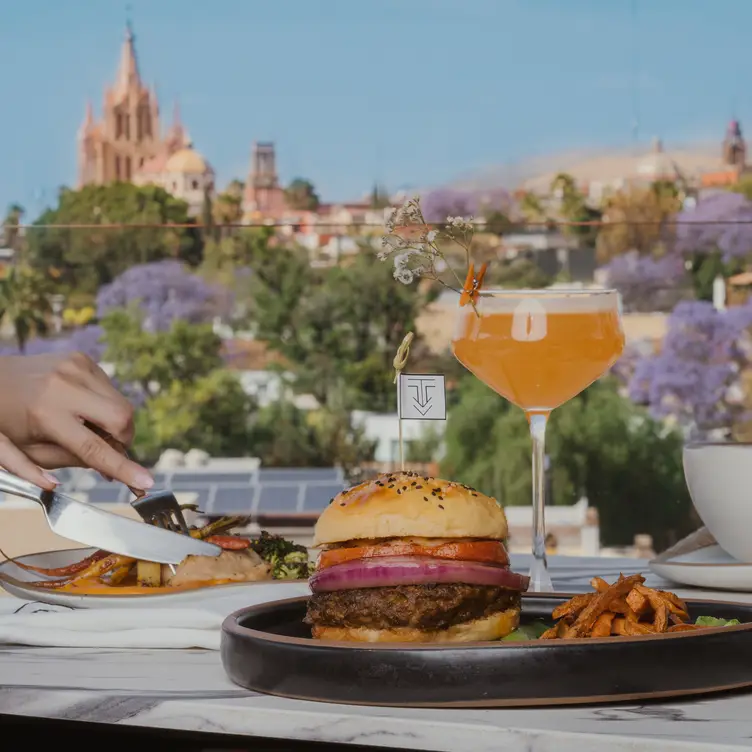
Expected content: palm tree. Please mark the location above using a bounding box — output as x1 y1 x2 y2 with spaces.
1 204 24 253
0 265 52 352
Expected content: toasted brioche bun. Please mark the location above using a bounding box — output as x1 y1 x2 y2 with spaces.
313 473 507 547
311 606 519 643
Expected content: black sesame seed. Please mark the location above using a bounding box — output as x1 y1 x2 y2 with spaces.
423 496 429 501
416 485 423 489
339 502 346 506
438 504 445 510
388 484 394 488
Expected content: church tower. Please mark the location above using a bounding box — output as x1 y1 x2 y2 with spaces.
77 24 183 187
243 141 287 217
723 119 746 168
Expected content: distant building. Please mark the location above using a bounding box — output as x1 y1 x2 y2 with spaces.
700 120 750 188
76 23 214 215
134 143 215 217
243 142 288 220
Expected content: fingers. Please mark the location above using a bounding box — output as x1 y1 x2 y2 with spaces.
22 442 86 470
57 379 135 448
0 434 60 491
55 354 135 445
42 415 154 491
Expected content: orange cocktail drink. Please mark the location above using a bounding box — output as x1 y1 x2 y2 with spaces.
453 300 624 412
451 289 624 592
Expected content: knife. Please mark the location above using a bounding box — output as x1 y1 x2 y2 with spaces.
0 469 222 565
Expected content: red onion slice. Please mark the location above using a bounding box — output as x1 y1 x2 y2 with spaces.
309 555 530 593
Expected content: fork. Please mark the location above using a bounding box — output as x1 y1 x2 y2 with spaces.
84 422 191 569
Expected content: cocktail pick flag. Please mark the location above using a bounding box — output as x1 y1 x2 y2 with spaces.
393 332 447 473
393 332 414 471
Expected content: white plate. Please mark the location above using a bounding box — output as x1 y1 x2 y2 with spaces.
649 544 752 592
0 547 311 610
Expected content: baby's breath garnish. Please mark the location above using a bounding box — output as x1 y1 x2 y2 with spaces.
380 196 482 315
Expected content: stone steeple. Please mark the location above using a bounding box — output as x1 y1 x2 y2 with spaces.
77 23 188 187
113 22 141 100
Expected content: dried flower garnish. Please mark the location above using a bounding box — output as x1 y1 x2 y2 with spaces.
379 196 482 315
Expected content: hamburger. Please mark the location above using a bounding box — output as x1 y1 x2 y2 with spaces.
304 471 529 643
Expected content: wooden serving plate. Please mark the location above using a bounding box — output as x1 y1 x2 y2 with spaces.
221 593 752 708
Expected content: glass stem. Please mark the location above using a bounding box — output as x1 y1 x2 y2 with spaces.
528 411 552 592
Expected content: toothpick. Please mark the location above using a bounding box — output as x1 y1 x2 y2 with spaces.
393 332 414 472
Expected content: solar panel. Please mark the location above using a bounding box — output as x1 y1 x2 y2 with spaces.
85 486 130 504
257 468 342 484
255 483 302 514
169 485 214 511
207 485 256 516
301 483 347 513
166 472 256 485
151 472 171 488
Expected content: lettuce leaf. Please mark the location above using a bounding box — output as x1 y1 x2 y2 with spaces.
695 615 740 627
501 621 550 641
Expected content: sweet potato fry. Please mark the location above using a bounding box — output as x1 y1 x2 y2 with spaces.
656 591 689 621
552 593 594 620
668 623 705 632
540 627 559 639
569 573 645 637
590 576 609 592
626 588 650 617
624 619 656 636
634 585 669 632
611 617 628 635
591 611 615 637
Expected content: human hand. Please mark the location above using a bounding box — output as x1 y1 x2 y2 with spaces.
0 353 155 492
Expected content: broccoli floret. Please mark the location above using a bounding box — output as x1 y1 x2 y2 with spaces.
249 531 314 579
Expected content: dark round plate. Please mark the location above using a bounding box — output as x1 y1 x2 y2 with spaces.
221 593 752 708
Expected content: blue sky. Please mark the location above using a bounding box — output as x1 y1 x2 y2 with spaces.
2 0 752 218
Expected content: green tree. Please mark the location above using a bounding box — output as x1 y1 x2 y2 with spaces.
100 308 223 398
1 203 24 252
246 240 427 411
596 182 682 263
134 370 255 461
441 375 693 551
27 183 202 295
284 178 320 211
0 265 52 352
550 172 601 244
483 210 514 236
251 400 376 478
212 179 245 232
486 257 553 289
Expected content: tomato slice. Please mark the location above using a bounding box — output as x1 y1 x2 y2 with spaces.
317 540 508 570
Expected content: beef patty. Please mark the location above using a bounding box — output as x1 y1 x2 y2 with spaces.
305 583 521 631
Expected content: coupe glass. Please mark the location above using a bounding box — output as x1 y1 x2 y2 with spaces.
451 289 625 592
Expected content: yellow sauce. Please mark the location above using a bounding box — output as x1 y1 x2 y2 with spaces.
54 577 240 595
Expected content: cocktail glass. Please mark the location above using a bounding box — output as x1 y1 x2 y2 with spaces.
452 289 625 592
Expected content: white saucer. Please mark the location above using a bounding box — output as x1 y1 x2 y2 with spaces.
649 544 752 591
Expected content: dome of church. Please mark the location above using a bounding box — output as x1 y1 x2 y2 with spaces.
165 146 209 174
634 138 678 180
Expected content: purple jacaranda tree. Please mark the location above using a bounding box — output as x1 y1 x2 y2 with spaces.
628 300 752 438
675 192 752 261
600 251 688 312
96 260 232 331
421 188 512 223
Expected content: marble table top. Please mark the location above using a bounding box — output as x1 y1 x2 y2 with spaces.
2 554 752 751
